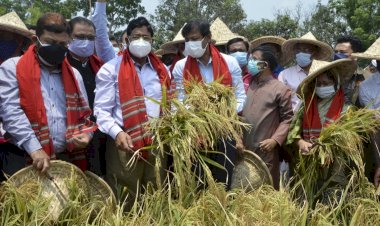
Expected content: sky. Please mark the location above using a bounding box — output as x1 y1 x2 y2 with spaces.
140 0 329 21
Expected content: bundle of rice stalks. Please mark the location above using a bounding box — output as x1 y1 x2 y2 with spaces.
134 81 248 202
293 107 380 203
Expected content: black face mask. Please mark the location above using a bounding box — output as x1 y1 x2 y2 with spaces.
37 42 68 66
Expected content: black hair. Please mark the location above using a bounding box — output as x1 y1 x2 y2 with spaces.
336 36 363 53
109 35 119 44
69 17 96 34
226 37 249 53
126 17 154 37
182 20 211 38
251 47 278 71
36 13 70 37
25 24 36 30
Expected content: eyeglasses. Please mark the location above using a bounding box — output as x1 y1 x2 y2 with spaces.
37 36 69 47
129 35 152 42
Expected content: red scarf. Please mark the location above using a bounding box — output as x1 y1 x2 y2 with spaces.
169 52 182 73
118 50 170 158
88 54 104 74
16 45 97 169
183 45 232 86
302 89 344 141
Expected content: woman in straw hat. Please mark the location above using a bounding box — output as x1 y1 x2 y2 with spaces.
278 32 334 112
287 59 354 199
352 37 380 188
0 11 33 181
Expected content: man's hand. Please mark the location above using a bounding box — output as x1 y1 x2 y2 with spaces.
297 139 313 155
115 131 134 152
72 133 91 150
259 139 278 152
374 166 380 187
30 149 50 173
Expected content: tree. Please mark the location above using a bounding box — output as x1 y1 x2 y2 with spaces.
152 0 247 47
242 13 299 41
330 0 380 48
81 0 146 34
0 0 80 25
301 1 348 46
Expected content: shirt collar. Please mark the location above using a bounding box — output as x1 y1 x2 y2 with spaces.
133 56 153 69
196 55 212 66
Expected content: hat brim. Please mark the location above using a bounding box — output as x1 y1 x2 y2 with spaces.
296 59 355 98
250 36 287 66
282 39 333 65
351 53 380 61
0 24 33 39
160 40 185 51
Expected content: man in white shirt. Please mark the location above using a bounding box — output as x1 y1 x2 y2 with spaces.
278 32 333 111
172 20 246 189
94 16 170 208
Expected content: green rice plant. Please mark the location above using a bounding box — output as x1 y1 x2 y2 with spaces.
293 107 380 204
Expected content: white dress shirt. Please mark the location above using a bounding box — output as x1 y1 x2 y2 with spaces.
172 54 246 112
0 57 89 154
278 65 308 111
94 56 169 140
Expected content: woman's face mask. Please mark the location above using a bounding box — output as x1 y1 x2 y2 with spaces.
316 85 336 99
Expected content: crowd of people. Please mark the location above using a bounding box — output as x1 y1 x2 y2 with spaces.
0 0 380 208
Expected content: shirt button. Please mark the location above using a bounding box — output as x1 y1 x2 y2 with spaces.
51 88 53 90
52 104 55 108
53 120 56 123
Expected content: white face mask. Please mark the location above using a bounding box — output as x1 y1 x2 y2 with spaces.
128 38 151 58
316 85 336 99
184 37 207 58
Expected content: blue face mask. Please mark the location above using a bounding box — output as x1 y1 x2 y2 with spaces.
230 51 248 68
0 40 18 62
247 59 262 76
333 53 349 61
296 52 312 67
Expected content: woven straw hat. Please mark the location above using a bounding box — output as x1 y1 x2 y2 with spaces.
231 150 273 192
210 17 242 46
296 59 355 98
160 23 186 51
8 160 89 220
250 36 287 65
351 37 380 60
85 171 117 209
282 32 333 65
0 11 33 39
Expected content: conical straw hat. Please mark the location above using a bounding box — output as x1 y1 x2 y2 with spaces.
296 59 355 98
210 17 242 46
351 37 380 60
282 32 333 65
250 36 287 65
0 11 33 39
160 23 186 50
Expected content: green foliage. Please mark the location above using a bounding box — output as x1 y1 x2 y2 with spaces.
152 0 247 48
81 0 145 34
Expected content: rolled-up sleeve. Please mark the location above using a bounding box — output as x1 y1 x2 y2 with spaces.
92 2 116 63
94 60 122 140
0 58 42 153
229 58 246 112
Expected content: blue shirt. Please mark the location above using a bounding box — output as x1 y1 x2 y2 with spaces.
0 57 89 154
359 72 380 109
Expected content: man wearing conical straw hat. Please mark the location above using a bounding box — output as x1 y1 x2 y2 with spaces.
278 32 334 112
333 36 365 105
226 37 250 84
160 23 186 72
352 37 380 188
0 11 34 180
0 13 97 174
172 20 246 189
287 59 355 200
250 36 287 78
